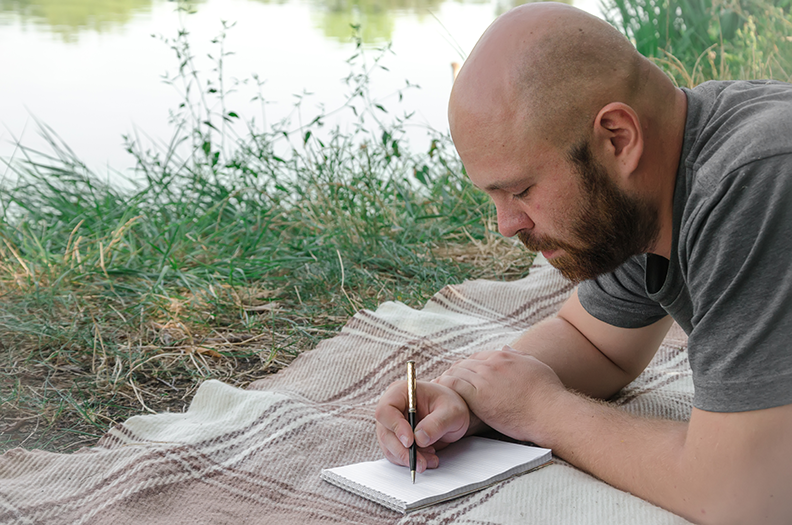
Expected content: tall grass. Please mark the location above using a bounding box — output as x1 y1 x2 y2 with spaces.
0 23 528 452
602 0 792 85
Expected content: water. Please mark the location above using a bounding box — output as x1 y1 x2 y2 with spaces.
0 0 603 183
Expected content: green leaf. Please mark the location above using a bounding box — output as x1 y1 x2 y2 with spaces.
414 165 430 185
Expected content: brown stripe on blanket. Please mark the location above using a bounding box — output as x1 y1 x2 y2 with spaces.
432 280 575 329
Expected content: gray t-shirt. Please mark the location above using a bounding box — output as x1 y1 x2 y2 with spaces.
578 80 792 413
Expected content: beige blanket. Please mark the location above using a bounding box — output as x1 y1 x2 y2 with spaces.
0 263 693 524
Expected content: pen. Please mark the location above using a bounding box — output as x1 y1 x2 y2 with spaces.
407 360 417 483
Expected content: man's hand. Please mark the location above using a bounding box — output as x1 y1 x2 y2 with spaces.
375 380 472 473
436 346 567 444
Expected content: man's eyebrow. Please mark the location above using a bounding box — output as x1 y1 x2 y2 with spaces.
483 180 522 192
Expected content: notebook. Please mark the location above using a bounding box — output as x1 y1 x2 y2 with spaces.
320 436 552 513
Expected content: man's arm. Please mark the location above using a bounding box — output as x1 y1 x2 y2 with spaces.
375 289 671 471
510 288 673 398
442 352 792 523
542 391 792 524
436 292 792 523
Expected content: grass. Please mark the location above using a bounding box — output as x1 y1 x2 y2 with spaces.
0 24 531 453
602 0 792 85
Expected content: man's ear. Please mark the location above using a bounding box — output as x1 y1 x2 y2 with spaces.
592 102 643 177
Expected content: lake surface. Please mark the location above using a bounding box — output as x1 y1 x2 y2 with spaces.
0 0 604 182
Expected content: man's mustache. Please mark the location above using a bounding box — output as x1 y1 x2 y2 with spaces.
517 230 562 253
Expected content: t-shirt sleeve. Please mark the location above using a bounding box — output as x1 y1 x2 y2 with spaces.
577 255 668 329
684 154 792 412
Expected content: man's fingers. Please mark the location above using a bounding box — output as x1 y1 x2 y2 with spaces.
375 401 412 442
375 422 438 472
420 449 440 470
375 380 470 471
374 381 442 472
376 421 410 466
414 394 471 447
436 366 480 401
374 381 414 447
374 380 415 468
462 349 502 361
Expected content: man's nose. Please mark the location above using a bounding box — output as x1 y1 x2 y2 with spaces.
496 201 534 238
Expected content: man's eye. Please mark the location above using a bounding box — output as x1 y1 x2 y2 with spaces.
513 187 531 199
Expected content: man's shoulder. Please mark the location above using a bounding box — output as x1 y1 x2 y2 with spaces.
688 79 792 117
684 80 792 187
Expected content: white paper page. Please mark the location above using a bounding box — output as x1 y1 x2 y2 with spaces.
324 437 551 505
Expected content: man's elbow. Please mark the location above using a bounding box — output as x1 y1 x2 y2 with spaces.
669 404 792 525
676 479 790 525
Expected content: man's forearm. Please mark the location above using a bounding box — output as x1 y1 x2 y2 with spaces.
540 391 792 524
508 290 673 400
510 316 641 399
542 391 689 515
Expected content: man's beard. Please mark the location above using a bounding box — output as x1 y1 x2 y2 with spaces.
518 140 660 283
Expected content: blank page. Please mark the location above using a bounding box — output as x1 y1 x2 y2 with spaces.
321 437 552 513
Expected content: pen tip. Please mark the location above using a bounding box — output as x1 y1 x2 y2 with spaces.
411 471 416 484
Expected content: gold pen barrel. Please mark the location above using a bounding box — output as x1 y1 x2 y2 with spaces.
407 361 417 412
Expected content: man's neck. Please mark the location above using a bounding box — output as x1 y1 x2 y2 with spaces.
648 87 689 259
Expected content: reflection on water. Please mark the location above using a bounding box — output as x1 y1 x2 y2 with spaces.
312 0 452 43
0 0 156 42
0 0 554 43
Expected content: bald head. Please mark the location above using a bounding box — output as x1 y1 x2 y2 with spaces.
449 2 672 151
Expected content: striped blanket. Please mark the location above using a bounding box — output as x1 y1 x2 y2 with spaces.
0 263 693 524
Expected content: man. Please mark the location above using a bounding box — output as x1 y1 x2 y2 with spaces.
375 3 792 523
